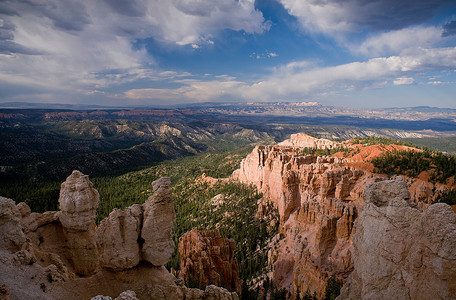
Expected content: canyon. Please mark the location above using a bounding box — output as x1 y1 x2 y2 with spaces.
0 132 455 299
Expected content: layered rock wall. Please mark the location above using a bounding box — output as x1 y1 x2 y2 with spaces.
232 143 381 296
278 133 344 149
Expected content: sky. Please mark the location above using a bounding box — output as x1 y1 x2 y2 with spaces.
1 0 456 109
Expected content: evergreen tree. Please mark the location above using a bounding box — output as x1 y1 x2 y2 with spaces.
324 276 341 300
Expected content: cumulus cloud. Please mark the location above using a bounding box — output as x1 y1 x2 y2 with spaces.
279 0 454 34
101 0 269 45
393 77 415 85
0 0 269 98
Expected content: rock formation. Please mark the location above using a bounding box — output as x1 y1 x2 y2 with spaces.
278 133 343 149
0 172 238 299
96 205 143 270
57 171 99 275
178 229 241 294
232 143 379 296
0 197 26 252
339 177 456 299
97 177 176 269
141 177 175 266
93 285 239 300
58 170 99 231
232 133 453 298
91 290 139 300
21 170 101 276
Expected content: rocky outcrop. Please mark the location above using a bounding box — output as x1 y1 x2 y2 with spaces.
278 133 343 150
339 177 456 300
96 205 143 270
58 170 100 276
92 285 239 300
141 177 175 266
183 285 239 300
0 197 26 252
232 136 454 298
91 290 139 300
58 170 99 231
178 229 241 294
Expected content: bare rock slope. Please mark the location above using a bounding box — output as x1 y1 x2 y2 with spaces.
339 177 456 300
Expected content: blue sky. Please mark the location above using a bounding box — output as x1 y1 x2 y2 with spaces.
1 0 456 108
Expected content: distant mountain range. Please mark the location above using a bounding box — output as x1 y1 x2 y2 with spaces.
1 101 456 134
1 101 455 114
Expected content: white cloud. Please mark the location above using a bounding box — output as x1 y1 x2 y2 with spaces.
393 77 415 85
354 27 443 57
427 80 456 85
124 78 246 103
120 47 456 104
250 50 279 59
241 47 456 101
0 0 269 99
279 0 453 34
149 0 269 45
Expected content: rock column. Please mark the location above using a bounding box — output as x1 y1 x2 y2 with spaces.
58 170 99 276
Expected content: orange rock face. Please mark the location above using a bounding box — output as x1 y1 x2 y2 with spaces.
232 134 449 298
178 229 241 294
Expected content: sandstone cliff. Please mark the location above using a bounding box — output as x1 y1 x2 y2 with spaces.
232 133 454 298
232 143 380 297
339 177 456 300
0 171 238 300
178 229 241 294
